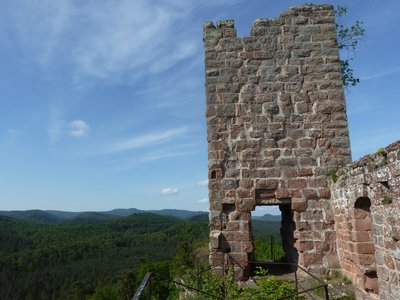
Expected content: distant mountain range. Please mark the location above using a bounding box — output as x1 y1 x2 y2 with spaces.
0 208 281 224
252 214 281 222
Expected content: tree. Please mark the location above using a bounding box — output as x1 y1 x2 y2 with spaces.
335 5 365 87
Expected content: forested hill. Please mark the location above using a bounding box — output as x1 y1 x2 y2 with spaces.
0 208 208 224
0 213 209 300
0 211 281 299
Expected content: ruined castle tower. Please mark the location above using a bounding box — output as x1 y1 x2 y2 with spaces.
204 5 352 278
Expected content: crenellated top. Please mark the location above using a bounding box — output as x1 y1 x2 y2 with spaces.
288 4 334 12
203 4 335 44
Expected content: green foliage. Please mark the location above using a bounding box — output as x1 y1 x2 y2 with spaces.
253 240 285 261
330 168 338 183
315 270 354 299
251 220 285 261
375 148 388 167
242 275 299 300
382 195 393 205
86 285 119 300
340 60 359 87
392 236 399 242
0 211 284 299
335 5 365 87
116 271 137 300
180 266 300 300
183 268 229 299
377 148 386 155
136 261 177 300
326 269 352 284
172 242 195 276
0 213 208 300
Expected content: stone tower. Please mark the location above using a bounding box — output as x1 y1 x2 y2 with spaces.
204 4 352 278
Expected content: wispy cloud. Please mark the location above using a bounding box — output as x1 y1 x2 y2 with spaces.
2 0 244 83
7 128 19 135
67 120 90 137
139 150 192 163
2 0 201 82
161 187 179 196
360 67 400 81
196 180 208 187
47 108 65 144
107 127 187 153
197 198 208 204
47 108 90 143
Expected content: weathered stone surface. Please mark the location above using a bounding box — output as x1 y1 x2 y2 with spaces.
331 140 400 299
205 3 351 281
203 5 399 299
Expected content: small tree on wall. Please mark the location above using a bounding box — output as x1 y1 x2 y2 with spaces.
335 5 365 87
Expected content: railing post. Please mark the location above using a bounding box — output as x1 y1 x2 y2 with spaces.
146 276 151 300
272 236 275 261
294 268 299 300
324 284 329 300
223 253 227 300
196 259 200 291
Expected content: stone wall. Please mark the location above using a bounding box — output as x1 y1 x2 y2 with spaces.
331 141 400 299
203 4 352 278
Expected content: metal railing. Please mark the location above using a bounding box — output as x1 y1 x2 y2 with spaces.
249 260 330 300
132 270 225 300
133 254 330 300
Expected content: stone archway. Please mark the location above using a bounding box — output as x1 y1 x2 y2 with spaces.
352 197 378 294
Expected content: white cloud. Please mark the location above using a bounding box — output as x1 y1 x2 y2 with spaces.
2 0 245 83
196 179 208 187
67 120 90 137
7 128 18 135
161 187 179 196
197 198 208 204
107 127 187 153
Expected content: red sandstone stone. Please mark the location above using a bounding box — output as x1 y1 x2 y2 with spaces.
227 221 240 230
275 188 290 199
355 242 376 255
241 242 253 252
298 168 314 176
297 221 311 231
288 178 307 189
364 276 379 293
319 188 331 199
202 5 394 287
350 231 372 243
353 204 370 218
236 198 255 211
384 255 395 270
303 189 319 199
282 168 298 178
353 219 372 231
356 254 375 266
296 241 314 251
301 253 324 266
292 201 307 212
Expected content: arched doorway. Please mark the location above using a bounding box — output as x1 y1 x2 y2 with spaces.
352 197 378 294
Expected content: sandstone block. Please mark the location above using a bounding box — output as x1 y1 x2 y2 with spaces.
301 253 324 266
355 242 376 255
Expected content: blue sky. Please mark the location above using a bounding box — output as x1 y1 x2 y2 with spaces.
1 0 399 214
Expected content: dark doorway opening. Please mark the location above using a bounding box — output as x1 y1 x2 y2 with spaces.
250 202 298 275
280 204 298 264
